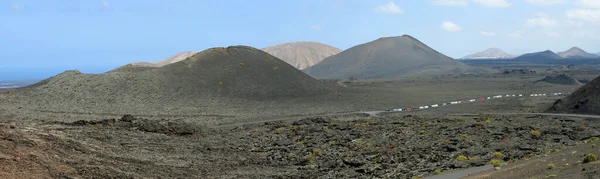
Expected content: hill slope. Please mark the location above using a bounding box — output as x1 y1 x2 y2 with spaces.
13 46 333 115
461 48 514 59
535 74 582 85
557 47 599 59
304 35 491 79
548 75 600 115
512 50 562 62
261 42 341 70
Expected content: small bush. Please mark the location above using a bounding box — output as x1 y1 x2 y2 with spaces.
585 137 600 143
530 130 542 137
385 143 395 149
287 153 296 160
296 141 303 145
322 126 329 130
583 153 597 163
493 152 503 159
469 157 477 161
489 159 503 167
592 144 597 148
485 118 493 123
304 154 317 166
433 169 443 175
460 134 468 140
501 138 508 142
547 163 556 170
456 155 468 161
312 149 321 155
547 174 557 178
411 176 424 179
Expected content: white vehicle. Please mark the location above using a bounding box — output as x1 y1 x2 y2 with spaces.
518 94 523 97
469 99 476 102
511 94 516 97
487 97 491 100
419 106 425 109
432 104 439 107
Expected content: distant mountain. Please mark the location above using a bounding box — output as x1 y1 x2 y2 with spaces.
512 50 562 62
557 47 599 59
110 51 199 73
304 35 493 79
596 52 600 56
131 51 199 67
461 48 515 59
261 42 341 70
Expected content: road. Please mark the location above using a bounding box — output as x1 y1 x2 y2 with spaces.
217 92 600 129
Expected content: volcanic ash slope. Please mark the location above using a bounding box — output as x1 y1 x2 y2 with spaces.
304 35 493 79
12 46 334 114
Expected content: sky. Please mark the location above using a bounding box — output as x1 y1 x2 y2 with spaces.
1 0 600 80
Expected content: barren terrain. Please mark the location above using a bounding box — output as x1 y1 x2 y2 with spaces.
1 71 599 178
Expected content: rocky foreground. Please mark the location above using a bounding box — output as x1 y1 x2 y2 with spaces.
1 114 599 178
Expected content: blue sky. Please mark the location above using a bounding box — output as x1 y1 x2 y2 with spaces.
1 0 600 80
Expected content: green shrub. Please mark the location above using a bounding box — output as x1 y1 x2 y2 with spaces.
456 155 468 161
312 149 321 155
493 152 503 159
585 137 600 143
460 134 468 140
433 169 443 175
547 163 556 169
583 153 597 163
489 159 503 167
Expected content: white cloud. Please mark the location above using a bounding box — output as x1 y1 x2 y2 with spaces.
309 25 321 30
374 2 404 14
428 0 468 6
10 3 23 10
525 13 557 27
101 1 111 9
575 0 600 9
471 0 510 7
525 0 564 6
566 9 600 23
546 31 560 37
508 30 524 38
480 31 497 36
441 21 462 32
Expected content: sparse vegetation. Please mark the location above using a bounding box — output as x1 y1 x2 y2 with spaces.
459 134 468 140
530 130 541 137
583 153 597 163
547 163 555 170
489 159 504 167
312 149 321 155
456 155 468 161
493 152 503 159
485 118 493 123
585 137 599 143
433 169 443 175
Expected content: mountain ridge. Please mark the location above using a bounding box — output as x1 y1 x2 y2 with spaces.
461 48 515 59
261 42 341 70
304 35 493 79
557 47 599 59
